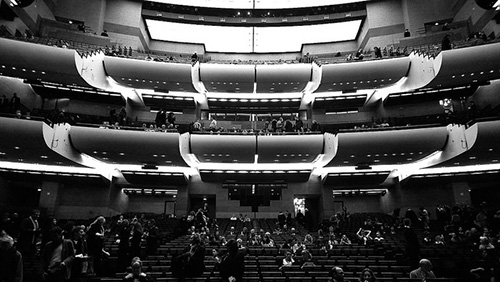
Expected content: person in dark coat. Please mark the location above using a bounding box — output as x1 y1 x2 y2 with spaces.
217 239 245 281
40 227 75 282
17 209 41 256
87 216 109 276
172 236 206 278
0 231 23 282
403 218 420 269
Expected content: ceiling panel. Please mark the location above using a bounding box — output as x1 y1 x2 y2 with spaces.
257 134 323 163
426 42 500 89
200 64 255 93
103 56 197 92
191 134 256 163
69 126 188 166
431 120 500 167
0 38 91 87
316 57 410 92
0 117 84 167
256 64 312 93
326 125 449 166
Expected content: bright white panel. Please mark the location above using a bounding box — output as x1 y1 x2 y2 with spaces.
148 0 370 9
146 19 253 53
146 19 361 53
255 0 369 9
148 0 253 9
254 20 361 53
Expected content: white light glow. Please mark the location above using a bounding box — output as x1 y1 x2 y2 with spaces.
146 19 253 53
146 19 362 53
148 0 370 9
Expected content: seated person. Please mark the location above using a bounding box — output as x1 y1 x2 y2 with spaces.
299 249 315 269
261 232 274 247
356 228 372 245
123 257 149 282
280 251 295 270
373 231 384 242
304 233 314 245
328 266 348 282
410 259 436 280
359 268 377 282
340 234 352 245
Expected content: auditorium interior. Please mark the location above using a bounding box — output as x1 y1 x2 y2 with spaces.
1 0 500 281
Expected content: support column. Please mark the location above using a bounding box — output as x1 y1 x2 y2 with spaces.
452 182 471 206
39 182 62 217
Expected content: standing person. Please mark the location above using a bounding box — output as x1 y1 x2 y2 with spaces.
40 227 75 282
87 216 109 276
167 112 176 126
129 219 143 259
70 226 90 278
295 117 304 133
172 236 205 278
117 219 131 272
0 231 23 282
18 209 41 256
145 220 160 256
0 95 9 113
217 239 244 282
403 218 420 269
10 93 20 113
442 34 452 50
311 120 321 132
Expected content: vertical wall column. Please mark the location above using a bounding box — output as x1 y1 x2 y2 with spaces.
39 182 62 217
452 182 472 206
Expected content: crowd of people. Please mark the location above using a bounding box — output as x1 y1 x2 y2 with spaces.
187 117 322 135
0 211 165 282
1 201 500 281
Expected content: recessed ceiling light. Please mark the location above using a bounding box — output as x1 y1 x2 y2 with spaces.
14 147 20 150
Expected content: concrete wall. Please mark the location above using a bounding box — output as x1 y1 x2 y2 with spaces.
0 76 43 113
103 0 148 50
53 0 106 33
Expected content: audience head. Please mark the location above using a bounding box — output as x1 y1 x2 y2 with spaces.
0 232 14 251
403 218 411 227
72 225 85 240
359 268 376 282
330 266 345 281
49 226 64 244
131 257 143 276
419 258 433 272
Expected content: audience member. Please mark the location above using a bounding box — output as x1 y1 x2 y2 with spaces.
358 268 377 282
409 258 436 280
40 227 75 282
442 34 452 50
18 209 41 256
123 257 149 282
87 216 109 276
0 231 23 282
129 218 143 259
70 226 89 277
171 236 205 278
329 266 348 282
403 218 420 269
217 239 245 282
280 251 295 270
